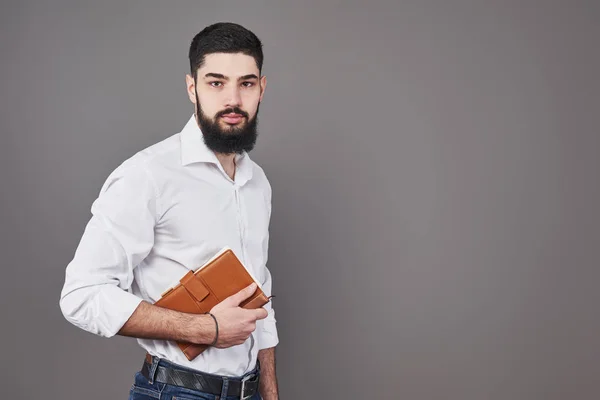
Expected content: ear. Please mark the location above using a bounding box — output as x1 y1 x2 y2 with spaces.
259 75 267 102
185 73 196 104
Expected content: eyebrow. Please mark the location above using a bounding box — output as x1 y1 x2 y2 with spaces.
204 73 259 81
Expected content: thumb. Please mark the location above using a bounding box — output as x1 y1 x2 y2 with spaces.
223 283 257 307
253 307 269 320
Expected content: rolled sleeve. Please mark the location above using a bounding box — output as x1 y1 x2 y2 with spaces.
59 159 158 338
257 265 279 350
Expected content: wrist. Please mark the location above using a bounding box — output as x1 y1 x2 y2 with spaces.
205 312 219 346
186 313 216 345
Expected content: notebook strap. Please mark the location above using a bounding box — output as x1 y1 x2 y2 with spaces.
180 271 210 303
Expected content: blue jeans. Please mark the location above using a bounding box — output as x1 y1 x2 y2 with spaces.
128 357 262 400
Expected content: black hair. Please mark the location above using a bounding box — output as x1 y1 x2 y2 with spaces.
188 22 263 80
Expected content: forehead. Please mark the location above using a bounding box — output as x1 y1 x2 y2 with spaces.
198 53 259 77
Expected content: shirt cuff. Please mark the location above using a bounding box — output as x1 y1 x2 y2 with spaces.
257 319 279 350
95 285 144 337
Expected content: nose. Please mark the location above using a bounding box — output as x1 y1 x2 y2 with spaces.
224 85 242 108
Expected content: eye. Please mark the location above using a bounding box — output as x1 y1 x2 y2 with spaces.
209 81 223 88
241 81 254 88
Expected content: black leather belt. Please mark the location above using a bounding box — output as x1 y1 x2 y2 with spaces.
141 353 260 399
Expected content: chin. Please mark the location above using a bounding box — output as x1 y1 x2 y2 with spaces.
221 122 246 132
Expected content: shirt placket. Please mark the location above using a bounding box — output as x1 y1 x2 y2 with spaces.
233 185 248 266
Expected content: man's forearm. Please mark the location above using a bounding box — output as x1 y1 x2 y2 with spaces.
118 300 215 344
258 347 279 400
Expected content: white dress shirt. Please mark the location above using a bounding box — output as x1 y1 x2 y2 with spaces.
59 115 278 377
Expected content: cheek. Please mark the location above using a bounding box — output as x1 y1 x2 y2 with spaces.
197 94 221 115
242 94 260 114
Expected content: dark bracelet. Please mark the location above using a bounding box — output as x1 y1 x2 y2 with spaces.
205 312 218 346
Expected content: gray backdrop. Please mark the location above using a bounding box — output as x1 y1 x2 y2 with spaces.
1 1 599 399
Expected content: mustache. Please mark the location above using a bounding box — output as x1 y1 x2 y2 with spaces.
216 107 249 119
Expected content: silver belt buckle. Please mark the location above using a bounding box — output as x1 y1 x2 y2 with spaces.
240 372 257 400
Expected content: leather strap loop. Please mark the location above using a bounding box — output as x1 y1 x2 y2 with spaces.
180 271 210 302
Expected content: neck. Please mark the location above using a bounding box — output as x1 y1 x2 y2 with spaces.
215 152 237 181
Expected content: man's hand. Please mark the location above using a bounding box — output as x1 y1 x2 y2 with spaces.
209 283 268 348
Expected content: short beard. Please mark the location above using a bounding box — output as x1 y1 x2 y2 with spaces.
194 88 259 155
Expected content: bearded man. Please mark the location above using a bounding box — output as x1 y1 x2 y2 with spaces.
60 22 280 400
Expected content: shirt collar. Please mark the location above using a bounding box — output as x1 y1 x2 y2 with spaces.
180 114 253 184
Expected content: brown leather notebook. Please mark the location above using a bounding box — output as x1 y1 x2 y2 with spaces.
153 247 269 361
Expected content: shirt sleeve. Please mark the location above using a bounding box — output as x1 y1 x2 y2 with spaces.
256 178 279 350
59 160 159 338
257 264 279 350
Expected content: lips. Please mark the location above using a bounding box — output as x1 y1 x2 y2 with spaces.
221 113 244 124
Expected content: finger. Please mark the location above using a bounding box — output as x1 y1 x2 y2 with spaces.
253 307 269 320
223 283 257 306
